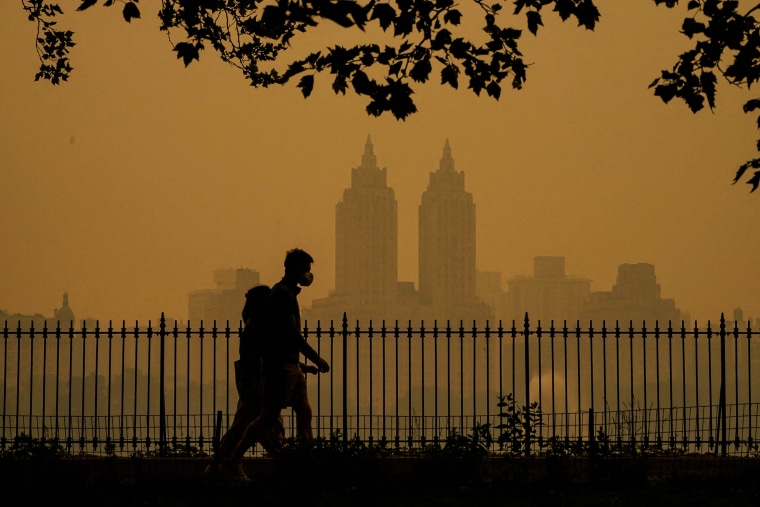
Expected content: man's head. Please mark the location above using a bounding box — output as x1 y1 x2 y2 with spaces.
284 248 314 286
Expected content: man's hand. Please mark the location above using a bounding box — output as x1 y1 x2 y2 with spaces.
314 357 330 373
299 362 320 375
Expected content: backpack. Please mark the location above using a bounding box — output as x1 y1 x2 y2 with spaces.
239 284 271 364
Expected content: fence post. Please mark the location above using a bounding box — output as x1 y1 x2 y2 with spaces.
719 313 727 457
523 312 531 456
214 410 222 453
159 313 167 457
342 312 348 448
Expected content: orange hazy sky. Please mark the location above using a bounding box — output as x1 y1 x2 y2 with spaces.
1 1 758 324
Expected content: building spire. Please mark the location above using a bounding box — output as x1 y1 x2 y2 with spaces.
361 134 377 169
439 138 455 172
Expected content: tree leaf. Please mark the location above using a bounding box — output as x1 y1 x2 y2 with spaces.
441 64 459 89
410 57 432 82
486 81 501 100
743 98 760 113
173 42 199 67
77 0 98 11
370 2 397 31
653 83 677 103
553 0 574 21
748 171 760 192
681 18 706 39
527 11 542 36
700 71 717 109
575 0 600 30
332 74 348 94
298 75 315 97
351 70 373 95
123 2 140 23
443 9 462 25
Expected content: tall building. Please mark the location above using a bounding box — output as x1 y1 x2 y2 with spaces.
418 140 491 322
419 139 474 306
334 136 398 307
188 268 261 324
53 292 75 324
477 270 507 318
580 263 682 325
306 138 492 325
505 256 591 324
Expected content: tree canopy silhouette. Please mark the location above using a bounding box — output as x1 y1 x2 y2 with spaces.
21 0 760 192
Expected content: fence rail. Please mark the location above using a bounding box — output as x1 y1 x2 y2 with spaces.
1 313 757 457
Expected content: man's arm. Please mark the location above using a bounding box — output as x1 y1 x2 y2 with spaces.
272 285 330 372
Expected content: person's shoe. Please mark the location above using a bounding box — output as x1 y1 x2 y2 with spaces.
218 460 252 485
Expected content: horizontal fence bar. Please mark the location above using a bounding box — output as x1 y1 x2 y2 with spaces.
1 313 757 457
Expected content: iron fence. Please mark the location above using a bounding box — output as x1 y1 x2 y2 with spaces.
1 313 757 457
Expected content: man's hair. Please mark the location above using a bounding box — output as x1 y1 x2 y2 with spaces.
284 248 314 272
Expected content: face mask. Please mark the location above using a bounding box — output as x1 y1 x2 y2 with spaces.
300 271 314 287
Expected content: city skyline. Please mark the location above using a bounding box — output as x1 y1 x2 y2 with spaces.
2 134 758 325
1 2 758 323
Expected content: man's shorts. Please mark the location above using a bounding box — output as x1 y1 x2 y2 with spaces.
262 362 309 411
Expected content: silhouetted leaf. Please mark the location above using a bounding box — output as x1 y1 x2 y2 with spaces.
735 162 750 183
746 99 760 113
333 74 348 94
443 9 462 25
123 2 140 23
748 171 760 192
347 1 371 30
684 88 705 112
410 57 432 82
387 80 417 119
261 5 287 31
527 11 542 36
449 38 468 59
394 12 414 36
319 1 355 28
486 81 501 99
700 71 717 109
432 28 452 50
654 83 677 103
77 0 97 11
281 61 305 82
370 3 396 31
352 70 373 94
575 0 600 30
553 0 574 21
441 64 458 88
297 75 314 97
469 74 486 95
173 42 199 67
682 18 706 39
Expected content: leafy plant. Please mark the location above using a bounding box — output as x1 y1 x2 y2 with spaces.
495 393 543 456
144 442 209 457
0 434 66 460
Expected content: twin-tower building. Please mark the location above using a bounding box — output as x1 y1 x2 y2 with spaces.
306 136 492 325
189 136 692 326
